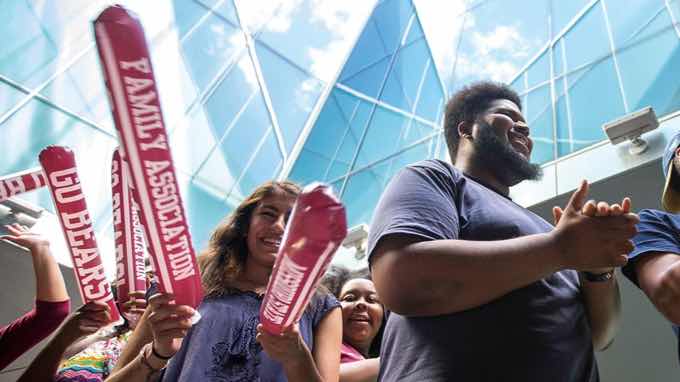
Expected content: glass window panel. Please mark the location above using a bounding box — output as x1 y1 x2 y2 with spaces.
232 129 284 200
526 50 550 88
204 53 258 138
195 91 271 196
381 38 430 111
398 119 435 148
404 15 425 45
341 55 391 99
555 78 572 156
0 83 29 119
372 0 414 54
234 0 285 35
562 58 624 155
0 98 117 218
563 4 609 70
289 148 331 186
181 12 244 94
524 85 554 164
436 133 450 161
605 0 666 46
171 0 214 38
415 61 445 122
255 0 375 82
195 0 239 27
454 0 549 86
254 42 324 153
385 139 432 180
342 162 391 227
185 177 232 251
339 20 392 83
509 74 526 96
332 101 374 173
617 10 680 115
550 0 591 37
553 40 565 77
170 106 218 175
354 106 410 168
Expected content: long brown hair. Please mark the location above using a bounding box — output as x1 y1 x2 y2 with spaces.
198 181 301 298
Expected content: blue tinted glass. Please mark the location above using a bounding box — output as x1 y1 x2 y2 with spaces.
204 53 258 138
605 0 666 46
551 0 590 37
0 83 28 119
399 119 435 148
555 78 572 156
454 0 549 86
563 4 609 70
509 73 526 95
385 138 433 180
254 42 324 153
181 13 244 94
436 133 450 161
172 0 214 38
170 105 219 175
553 40 565 77
354 106 410 168
255 0 374 82
0 98 118 215
195 91 271 195
372 0 413 54
341 56 391 98
563 58 624 154
331 101 374 176
195 0 239 26
289 149 331 186
185 177 232 251
615 10 680 115
342 161 391 227
339 20 392 82
525 85 554 164
404 14 425 45
526 50 550 88
381 38 430 111
415 60 445 122
232 129 283 200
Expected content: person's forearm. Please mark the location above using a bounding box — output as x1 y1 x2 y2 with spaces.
17 334 71 382
107 353 163 382
579 273 621 351
32 248 69 302
340 358 379 382
112 308 153 373
283 347 324 382
373 233 564 316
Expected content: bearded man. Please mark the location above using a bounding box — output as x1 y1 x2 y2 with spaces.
367 81 638 382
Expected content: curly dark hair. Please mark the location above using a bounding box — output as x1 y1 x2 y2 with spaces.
444 81 522 162
321 265 384 358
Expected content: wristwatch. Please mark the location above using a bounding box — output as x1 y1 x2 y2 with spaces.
580 270 615 282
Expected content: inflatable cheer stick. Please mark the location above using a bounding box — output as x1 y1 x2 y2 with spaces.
39 146 120 322
112 148 147 319
0 167 47 202
260 183 347 334
94 5 203 308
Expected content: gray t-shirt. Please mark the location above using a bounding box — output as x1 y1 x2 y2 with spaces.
367 159 597 382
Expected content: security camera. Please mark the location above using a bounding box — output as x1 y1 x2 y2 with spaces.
342 224 369 260
602 106 658 155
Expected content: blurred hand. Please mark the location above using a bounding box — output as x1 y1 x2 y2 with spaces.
550 181 638 272
147 293 195 358
57 301 111 345
119 291 147 323
256 323 310 368
1 224 50 256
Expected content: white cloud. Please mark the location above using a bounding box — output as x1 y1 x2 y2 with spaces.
235 0 303 34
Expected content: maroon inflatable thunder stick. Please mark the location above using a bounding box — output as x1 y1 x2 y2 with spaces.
94 5 203 308
0 167 47 202
112 149 146 318
39 146 120 323
260 184 348 334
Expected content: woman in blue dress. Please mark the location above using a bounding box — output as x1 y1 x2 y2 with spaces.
108 181 342 382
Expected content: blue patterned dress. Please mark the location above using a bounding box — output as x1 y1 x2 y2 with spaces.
161 290 339 382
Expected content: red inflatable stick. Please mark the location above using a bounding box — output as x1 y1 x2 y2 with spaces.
94 5 203 308
39 146 120 323
260 184 347 334
112 149 146 319
0 167 47 202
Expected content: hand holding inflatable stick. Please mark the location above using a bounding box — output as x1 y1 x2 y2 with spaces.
94 5 203 308
260 183 347 334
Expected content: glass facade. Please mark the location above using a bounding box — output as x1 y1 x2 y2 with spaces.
2 0 680 264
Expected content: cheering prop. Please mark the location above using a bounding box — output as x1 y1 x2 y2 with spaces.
94 5 203 308
112 149 146 318
0 168 47 202
39 146 120 322
260 184 347 334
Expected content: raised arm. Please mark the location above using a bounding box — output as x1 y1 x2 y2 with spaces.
371 181 637 317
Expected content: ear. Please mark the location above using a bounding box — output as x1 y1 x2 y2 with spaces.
675 146 680 158
457 121 473 139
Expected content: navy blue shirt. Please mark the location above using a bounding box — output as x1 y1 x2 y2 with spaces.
161 291 339 381
367 159 597 382
622 209 680 364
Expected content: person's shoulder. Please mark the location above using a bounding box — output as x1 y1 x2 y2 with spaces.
638 209 680 226
407 159 460 176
